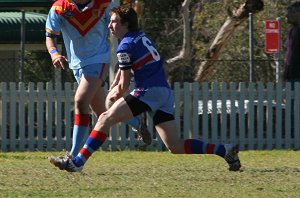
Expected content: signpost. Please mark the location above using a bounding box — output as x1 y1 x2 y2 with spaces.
265 20 280 54
265 19 281 82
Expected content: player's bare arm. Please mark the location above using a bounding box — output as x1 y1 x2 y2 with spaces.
46 37 68 70
109 69 121 91
110 69 131 102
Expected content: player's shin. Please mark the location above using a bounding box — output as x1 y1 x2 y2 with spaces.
72 130 108 167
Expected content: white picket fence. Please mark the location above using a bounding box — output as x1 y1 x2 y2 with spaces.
0 81 299 152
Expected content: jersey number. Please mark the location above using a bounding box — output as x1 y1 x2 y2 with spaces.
142 37 160 61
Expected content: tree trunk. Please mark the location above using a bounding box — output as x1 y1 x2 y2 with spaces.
195 0 264 82
166 0 191 64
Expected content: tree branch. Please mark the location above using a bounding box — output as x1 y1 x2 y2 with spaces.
166 0 191 64
195 0 264 82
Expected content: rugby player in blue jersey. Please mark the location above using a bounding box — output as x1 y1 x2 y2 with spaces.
45 0 151 158
49 4 241 172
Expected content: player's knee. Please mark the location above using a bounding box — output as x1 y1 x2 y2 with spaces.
74 97 89 111
97 111 114 127
98 112 108 124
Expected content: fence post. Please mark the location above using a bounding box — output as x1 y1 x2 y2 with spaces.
284 82 292 149
266 82 274 150
183 82 191 139
238 82 246 150
28 83 35 151
46 82 53 151
37 82 44 151
275 82 283 149
211 82 218 143
19 82 26 151
192 82 199 139
294 83 300 149
55 82 63 151
220 82 227 143
201 82 209 141
248 83 255 149
257 82 264 149
9 82 16 151
229 83 237 144
1 83 8 151
174 82 181 138
64 82 73 151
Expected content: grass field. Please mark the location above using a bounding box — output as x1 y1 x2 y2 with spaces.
0 150 300 198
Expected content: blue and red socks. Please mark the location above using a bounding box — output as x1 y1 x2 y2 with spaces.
184 139 226 158
70 114 90 156
72 137 226 167
72 130 108 167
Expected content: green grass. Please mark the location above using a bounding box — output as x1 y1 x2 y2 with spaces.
0 150 300 198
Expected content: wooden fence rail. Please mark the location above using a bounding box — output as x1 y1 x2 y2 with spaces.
0 82 299 152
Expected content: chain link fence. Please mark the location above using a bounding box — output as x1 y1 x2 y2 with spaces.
0 58 19 82
0 55 282 84
0 51 75 83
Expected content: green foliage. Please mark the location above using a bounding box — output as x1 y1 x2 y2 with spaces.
24 51 54 83
142 0 183 59
24 51 75 83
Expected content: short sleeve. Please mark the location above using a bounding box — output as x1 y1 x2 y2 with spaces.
45 7 62 35
117 43 133 70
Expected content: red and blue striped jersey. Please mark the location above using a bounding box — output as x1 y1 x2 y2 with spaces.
117 31 170 88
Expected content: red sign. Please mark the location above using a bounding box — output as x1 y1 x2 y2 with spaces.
265 20 280 53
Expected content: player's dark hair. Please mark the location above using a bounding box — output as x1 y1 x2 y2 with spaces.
288 1 300 12
110 4 139 32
